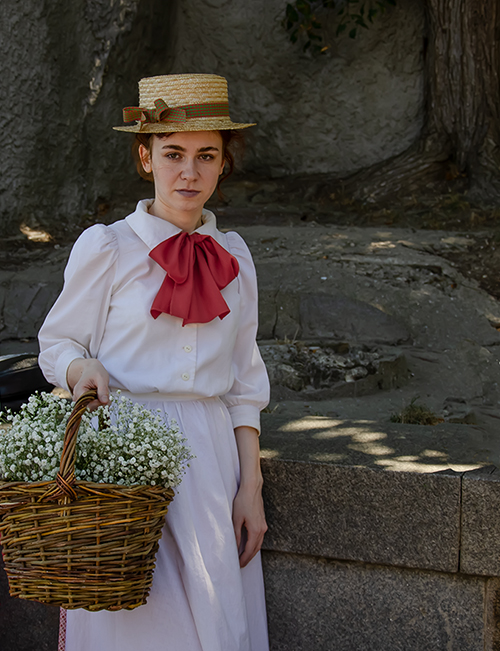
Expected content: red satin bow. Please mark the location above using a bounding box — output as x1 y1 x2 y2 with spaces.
149 232 240 325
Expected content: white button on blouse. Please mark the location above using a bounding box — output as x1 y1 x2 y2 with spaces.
181 373 190 381
183 345 193 353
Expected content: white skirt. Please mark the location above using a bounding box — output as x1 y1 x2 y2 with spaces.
62 396 269 651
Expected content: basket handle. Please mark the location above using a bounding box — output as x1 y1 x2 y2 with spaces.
42 389 97 502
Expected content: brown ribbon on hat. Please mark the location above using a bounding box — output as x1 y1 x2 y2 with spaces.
123 98 230 125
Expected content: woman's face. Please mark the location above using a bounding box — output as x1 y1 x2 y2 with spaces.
139 131 225 224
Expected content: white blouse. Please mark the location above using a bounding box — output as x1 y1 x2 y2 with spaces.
38 199 269 433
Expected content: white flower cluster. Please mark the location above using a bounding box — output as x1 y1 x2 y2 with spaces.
0 392 192 488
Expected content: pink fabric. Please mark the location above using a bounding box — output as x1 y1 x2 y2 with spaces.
149 232 239 325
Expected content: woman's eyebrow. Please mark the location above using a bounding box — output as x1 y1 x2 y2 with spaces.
160 144 185 151
159 144 220 153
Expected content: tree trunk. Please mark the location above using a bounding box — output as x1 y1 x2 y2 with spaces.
345 0 500 202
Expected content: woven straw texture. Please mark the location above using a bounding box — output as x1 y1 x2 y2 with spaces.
0 390 174 611
114 73 255 133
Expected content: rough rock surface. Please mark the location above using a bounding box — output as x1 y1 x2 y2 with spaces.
0 0 174 233
3 213 500 470
171 0 425 177
1 0 424 232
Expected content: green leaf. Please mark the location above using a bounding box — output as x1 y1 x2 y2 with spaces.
303 39 311 50
349 27 357 38
309 32 322 40
290 28 299 43
336 22 347 35
311 20 322 28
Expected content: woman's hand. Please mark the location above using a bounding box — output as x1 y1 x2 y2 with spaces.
233 426 268 568
66 358 110 410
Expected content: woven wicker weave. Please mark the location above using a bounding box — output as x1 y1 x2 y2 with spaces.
0 390 174 611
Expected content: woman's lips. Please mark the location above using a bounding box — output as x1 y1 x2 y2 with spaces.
176 189 201 198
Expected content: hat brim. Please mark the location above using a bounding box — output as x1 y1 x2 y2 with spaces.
113 117 256 133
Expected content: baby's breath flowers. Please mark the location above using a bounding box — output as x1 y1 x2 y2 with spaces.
0 392 192 488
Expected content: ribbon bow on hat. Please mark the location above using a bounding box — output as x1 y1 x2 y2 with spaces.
149 231 240 326
123 98 231 125
123 98 187 124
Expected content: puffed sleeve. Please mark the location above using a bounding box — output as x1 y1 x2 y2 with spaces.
221 232 270 433
38 224 119 391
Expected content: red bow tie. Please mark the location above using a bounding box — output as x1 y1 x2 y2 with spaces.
149 231 240 325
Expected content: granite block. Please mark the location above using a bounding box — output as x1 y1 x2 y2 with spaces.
262 551 485 651
261 459 461 572
461 467 500 576
0 554 59 651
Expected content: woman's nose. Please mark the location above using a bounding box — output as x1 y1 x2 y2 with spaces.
180 158 198 180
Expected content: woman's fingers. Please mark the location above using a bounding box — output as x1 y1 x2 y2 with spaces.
238 522 267 568
67 358 110 409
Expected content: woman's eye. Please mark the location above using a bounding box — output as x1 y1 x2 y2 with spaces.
165 152 180 160
200 154 214 161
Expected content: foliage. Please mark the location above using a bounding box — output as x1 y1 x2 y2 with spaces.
0 392 192 488
283 0 397 55
390 397 441 426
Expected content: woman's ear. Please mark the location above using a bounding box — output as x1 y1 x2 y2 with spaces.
139 144 152 174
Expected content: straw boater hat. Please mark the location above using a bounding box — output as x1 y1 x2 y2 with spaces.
114 73 255 133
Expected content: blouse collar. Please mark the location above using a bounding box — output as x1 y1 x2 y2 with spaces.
125 199 227 251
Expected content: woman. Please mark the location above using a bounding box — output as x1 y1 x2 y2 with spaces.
38 74 270 651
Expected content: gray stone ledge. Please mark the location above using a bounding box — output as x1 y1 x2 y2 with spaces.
260 414 493 473
261 458 461 573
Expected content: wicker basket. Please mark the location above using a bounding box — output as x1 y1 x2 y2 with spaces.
0 389 174 611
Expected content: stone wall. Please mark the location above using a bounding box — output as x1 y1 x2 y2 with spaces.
0 0 174 234
259 445 500 651
0 0 425 233
156 0 425 177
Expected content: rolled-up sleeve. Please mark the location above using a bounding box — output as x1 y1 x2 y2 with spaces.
221 232 270 433
38 224 118 391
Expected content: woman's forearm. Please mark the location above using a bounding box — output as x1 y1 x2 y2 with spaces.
232 425 267 567
234 426 263 489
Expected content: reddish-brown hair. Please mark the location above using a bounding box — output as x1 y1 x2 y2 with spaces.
131 130 244 199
